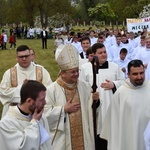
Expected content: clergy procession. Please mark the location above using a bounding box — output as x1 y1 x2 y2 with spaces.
0 26 150 150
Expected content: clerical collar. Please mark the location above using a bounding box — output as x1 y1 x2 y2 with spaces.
57 76 77 90
62 79 76 88
99 61 108 69
17 105 30 116
18 63 32 70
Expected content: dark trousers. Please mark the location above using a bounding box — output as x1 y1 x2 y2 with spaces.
10 43 16 48
3 42 7 49
1 43 4 50
42 38 47 49
96 135 107 150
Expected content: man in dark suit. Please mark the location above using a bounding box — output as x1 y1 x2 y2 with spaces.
41 27 48 49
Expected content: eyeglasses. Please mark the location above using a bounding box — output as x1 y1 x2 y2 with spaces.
66 69 80 75
17 55 30 59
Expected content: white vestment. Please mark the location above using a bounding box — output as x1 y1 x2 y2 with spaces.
108 43 124 61
100 79 150 150
132 45 146 59
44 80 95 150
122 43 132 60
144 121 150 150
0 106 51 150
134 48 150 65
90 37 98 46
29 28 35 36
113 57 130 78
36 27 41 34
0 63 52 117
145 60 150 80
106 35 116 46
128 38 138 49
71 41 82 54
79 61 125 134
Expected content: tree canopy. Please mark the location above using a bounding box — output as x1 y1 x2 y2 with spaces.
0 0 149 27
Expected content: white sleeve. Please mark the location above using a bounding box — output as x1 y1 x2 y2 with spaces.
0 119 41 150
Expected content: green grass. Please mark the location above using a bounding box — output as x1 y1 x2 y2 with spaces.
0 38 59 117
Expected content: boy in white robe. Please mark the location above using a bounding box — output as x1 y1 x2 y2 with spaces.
113 48 130 78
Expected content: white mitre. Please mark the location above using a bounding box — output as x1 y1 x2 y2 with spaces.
55 44 79 70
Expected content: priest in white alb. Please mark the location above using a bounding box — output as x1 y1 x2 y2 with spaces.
79 43 125 149
0 80 51 150
0 45 52 118
100 59 150 150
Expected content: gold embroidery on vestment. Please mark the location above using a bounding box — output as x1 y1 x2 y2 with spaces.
10 66 43 87
57 76 85 150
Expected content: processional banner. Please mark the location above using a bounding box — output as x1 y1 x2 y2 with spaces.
126 16 150 33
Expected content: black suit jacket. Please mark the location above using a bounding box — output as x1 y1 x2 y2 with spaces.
41 30 48 39
80 52 87 59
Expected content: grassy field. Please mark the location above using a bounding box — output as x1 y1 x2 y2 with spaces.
0 38 59 117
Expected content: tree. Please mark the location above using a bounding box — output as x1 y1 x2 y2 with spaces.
75 1 88 21
123 0 149 19
22 0 37 26
3 0 27 24
35 0 76 27
0 0 7 25
35 0 51 27
123 4 143 18
108 0 137 21
0 0 76 27
48 13 75 27
88 3 115 24
139 3 150 18
138 0 150 5
74 0 106 22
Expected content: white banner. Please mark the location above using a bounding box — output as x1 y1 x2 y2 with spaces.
126 17 150 33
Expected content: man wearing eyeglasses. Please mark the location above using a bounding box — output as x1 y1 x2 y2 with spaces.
44 44 99 150
0 45 53 118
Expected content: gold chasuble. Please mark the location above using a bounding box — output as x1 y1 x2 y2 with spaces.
57 76 84 150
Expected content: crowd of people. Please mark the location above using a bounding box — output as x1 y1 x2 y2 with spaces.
0 25 150 150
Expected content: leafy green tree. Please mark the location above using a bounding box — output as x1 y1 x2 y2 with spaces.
88 3 115 23
122 0 149 19
48 13 75 27
49 0 76 26
123 4 143 18
22 0 37 26
50 0 75 16
0 0 76 27
34 0 76 27
3 0 26 24
75 1 88 21
0 0 7 25
138 0 150 5
108 0 137 21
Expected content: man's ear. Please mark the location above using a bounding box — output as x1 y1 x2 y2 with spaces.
60 71 65 78
26 98 33 104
